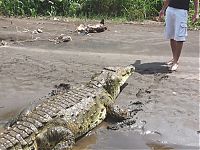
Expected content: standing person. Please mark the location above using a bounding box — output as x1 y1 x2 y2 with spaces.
159 0 199 71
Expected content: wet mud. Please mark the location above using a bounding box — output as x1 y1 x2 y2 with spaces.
0 17 199 149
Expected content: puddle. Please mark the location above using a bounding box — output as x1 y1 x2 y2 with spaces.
72 122 163 150
72 122 199 150
148 143 174 150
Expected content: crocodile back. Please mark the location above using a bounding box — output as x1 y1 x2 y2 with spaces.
0 85 102 150
0 65 134 150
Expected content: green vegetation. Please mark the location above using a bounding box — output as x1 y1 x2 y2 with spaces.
0 0 199 29
0 0 162 20
188 5 200 30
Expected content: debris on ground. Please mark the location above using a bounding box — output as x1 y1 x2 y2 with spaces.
49 34 72 44
32 28 43 34
0 40 7 46
76 19 107 35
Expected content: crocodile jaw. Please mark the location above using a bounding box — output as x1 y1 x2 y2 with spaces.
118 65 135 86
103 65 135 99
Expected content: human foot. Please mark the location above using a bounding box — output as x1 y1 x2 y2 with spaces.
170 63 179 71
166 59 174 65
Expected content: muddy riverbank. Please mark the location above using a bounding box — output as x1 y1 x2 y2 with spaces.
0 17 199 149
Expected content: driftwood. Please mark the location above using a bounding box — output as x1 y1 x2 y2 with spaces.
76 19 107 34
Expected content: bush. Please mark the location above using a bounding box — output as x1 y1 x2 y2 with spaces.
0 0 199 29
0 0 162 19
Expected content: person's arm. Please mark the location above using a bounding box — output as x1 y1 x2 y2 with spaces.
192 0 199 22
159 0 170 19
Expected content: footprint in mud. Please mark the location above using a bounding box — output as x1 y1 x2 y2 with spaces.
136 88 151 98
153 73 169 82
127 120 162 138
128 100 144 117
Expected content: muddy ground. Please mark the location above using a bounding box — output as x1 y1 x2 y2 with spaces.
0 17 199 150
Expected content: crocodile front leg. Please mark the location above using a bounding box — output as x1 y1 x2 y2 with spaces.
107 104 129 121
36 126 75 150
106 105 137 130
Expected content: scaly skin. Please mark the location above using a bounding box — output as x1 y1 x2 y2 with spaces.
0 65 134 150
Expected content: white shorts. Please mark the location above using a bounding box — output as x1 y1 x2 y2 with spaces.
165 7 188 41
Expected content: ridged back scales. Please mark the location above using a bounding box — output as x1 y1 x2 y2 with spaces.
0 85 100 150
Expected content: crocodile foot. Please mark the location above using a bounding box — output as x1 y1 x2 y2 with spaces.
107 118 136 130
37 126 75 150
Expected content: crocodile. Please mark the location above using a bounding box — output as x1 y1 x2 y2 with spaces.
0 65 134 150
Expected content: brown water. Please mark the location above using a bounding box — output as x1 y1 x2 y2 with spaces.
73 129 166 150
72 122 199 150
72 122 169 150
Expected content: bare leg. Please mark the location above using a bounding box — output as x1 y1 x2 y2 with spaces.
167 39 176 65
169 40 183 71
173 41 183 63
170 39 176 61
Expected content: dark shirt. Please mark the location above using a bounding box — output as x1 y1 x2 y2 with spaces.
169 0 190 10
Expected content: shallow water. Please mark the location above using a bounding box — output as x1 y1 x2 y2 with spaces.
73 130 199 150
0 111 198 150
0 117 170 150
73 122 199 150
73 122 165 150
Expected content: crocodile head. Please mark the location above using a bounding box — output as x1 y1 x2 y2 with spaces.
90 65 135 99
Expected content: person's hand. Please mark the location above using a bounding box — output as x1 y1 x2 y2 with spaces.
159 9 165 21
192 12 199 23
